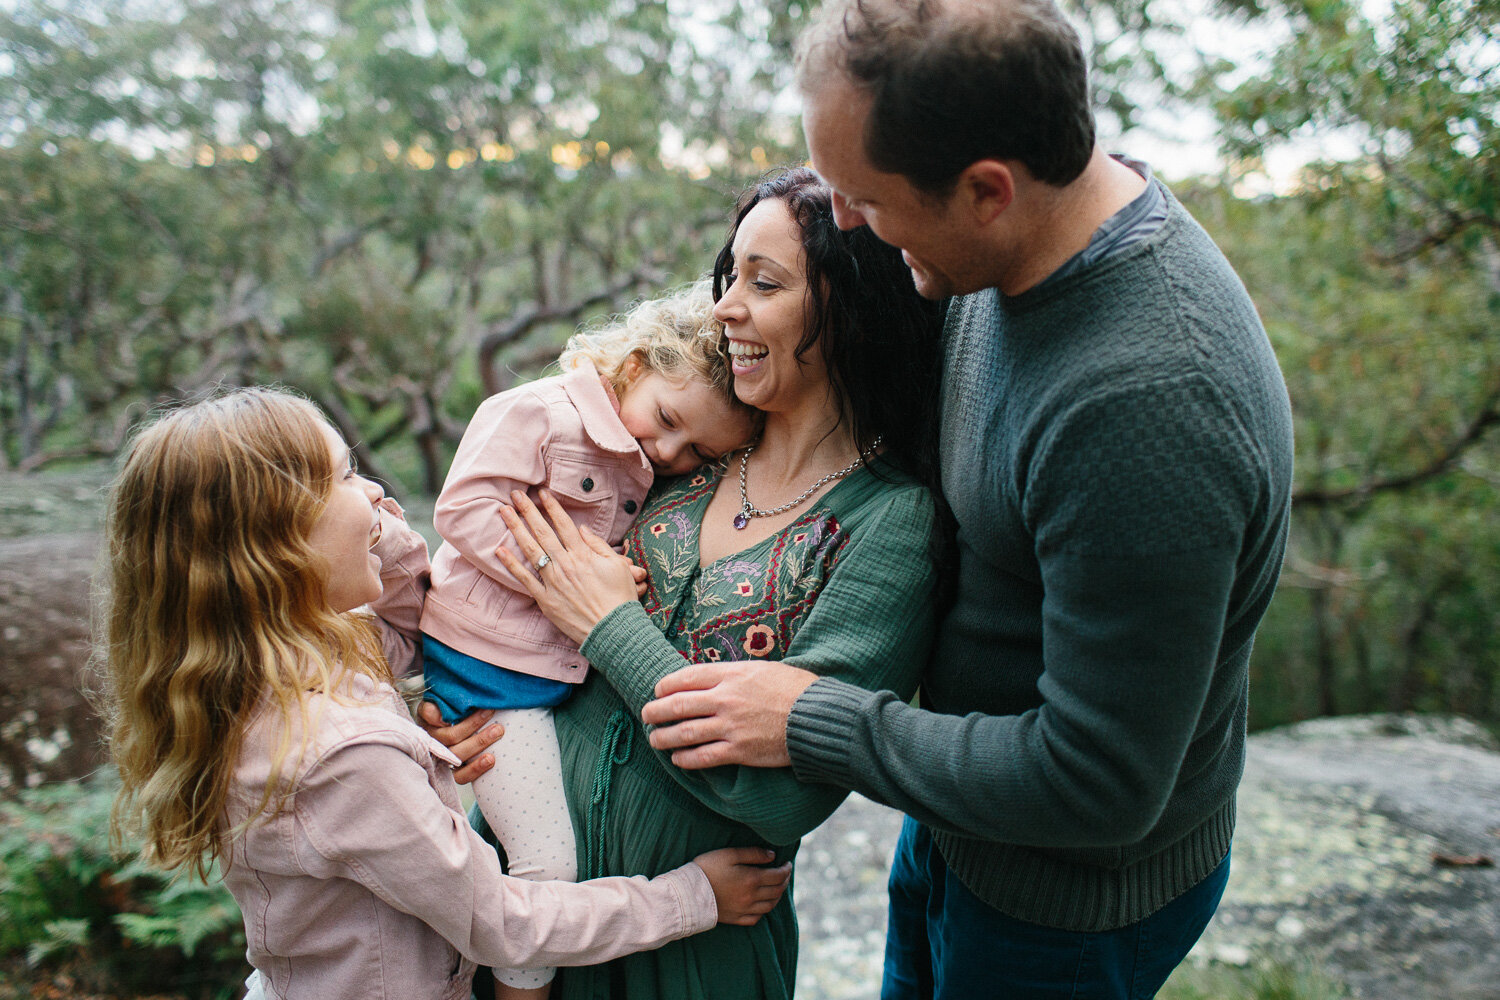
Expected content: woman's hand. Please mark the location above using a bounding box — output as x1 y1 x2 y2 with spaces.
494 490 642 645
415 703 504 785
691 847 792 926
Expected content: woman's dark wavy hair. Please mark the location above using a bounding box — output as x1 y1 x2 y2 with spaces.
711 166 945 498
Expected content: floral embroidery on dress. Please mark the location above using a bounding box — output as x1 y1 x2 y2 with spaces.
622 467 851 666
628 474 720 621
741 624 775 657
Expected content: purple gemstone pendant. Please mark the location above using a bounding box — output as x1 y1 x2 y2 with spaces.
733 512 750 530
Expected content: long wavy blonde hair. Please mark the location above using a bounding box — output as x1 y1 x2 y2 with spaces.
101 387 387 878
557 280 746 411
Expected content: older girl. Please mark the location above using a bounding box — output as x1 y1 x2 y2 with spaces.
100 388 788 1000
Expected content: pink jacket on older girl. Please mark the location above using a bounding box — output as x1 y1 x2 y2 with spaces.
223 500 719 1000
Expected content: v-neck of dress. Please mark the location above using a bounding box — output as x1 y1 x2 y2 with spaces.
692 463 874 572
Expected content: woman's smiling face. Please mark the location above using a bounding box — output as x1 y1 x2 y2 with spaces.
712 198 822 415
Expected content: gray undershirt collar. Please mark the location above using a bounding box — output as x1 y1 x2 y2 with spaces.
1039 156 1168 289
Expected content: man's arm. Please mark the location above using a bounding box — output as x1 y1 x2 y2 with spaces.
650 375 1264 849
787 545 1238 847
646 541 1237 848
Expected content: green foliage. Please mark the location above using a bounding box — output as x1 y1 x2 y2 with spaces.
1206 0 1499 260
1187 0 1500 728
0 770 246 998
0 0 804 488
1182 174 1500 729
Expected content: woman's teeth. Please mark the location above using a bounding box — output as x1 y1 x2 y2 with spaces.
729 342 768 367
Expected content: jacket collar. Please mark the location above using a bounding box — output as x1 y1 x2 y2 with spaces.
561 362 648 459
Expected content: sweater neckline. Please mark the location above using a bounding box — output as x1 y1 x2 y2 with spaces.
999 183 1186 315
695 461 884 571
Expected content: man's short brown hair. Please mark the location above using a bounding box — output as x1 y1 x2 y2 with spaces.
797 0 1095 193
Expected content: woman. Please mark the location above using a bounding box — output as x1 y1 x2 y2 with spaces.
448 167 946 999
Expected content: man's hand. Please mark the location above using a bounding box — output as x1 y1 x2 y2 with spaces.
416 702 504 785
641 661 819 769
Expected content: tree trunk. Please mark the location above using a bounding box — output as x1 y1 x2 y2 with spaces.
1391 594 1440 713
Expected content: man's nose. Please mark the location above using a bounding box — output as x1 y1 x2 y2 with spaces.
831 192 864 230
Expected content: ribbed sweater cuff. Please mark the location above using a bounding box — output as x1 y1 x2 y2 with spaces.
786 677 875 787
580 601 670 695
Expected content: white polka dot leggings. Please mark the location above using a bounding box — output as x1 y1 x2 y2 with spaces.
471 707 578 990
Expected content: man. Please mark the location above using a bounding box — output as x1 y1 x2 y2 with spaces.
639 0 1296 996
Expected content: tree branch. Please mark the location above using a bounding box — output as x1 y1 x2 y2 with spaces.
477 266 667 396
1294 385 1500 507
310 215 395 276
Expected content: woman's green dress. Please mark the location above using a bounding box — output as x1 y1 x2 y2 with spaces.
552 460 940 1000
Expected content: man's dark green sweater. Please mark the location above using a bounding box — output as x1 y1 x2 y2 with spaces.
786 184 1295 932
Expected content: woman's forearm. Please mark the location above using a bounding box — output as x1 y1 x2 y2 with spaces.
583 603 851 844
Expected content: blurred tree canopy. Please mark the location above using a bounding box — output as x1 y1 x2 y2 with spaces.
0 0 1264 485
0 0 807 490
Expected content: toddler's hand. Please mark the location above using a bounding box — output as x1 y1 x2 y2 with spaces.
691 847 791 926
632 562 649 598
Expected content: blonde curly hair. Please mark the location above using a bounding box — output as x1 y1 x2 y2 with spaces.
558 281 745 410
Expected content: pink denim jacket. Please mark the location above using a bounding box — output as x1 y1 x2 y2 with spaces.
419 363 653 683
220 501 716 1000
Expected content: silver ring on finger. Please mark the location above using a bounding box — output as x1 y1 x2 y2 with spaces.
533 554 552 573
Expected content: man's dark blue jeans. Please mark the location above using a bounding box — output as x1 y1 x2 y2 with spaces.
882 818 1230 999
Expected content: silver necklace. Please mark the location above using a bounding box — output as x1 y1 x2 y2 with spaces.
733 436 883 530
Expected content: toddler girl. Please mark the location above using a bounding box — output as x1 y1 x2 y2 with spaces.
101 387 787 1000
418 283 756 997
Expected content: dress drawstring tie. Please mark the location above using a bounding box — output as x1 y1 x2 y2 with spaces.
584 709 635 881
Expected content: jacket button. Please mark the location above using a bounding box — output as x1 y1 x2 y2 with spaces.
581 477 594 492
624 500 637 514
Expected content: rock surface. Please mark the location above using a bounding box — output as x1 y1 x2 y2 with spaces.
0 468 114 795
0 468 436 800
1198 715 1500 1000
795 715 1500 999
0 532 103 794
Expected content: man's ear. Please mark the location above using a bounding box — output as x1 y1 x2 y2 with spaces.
958 160 1015 225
